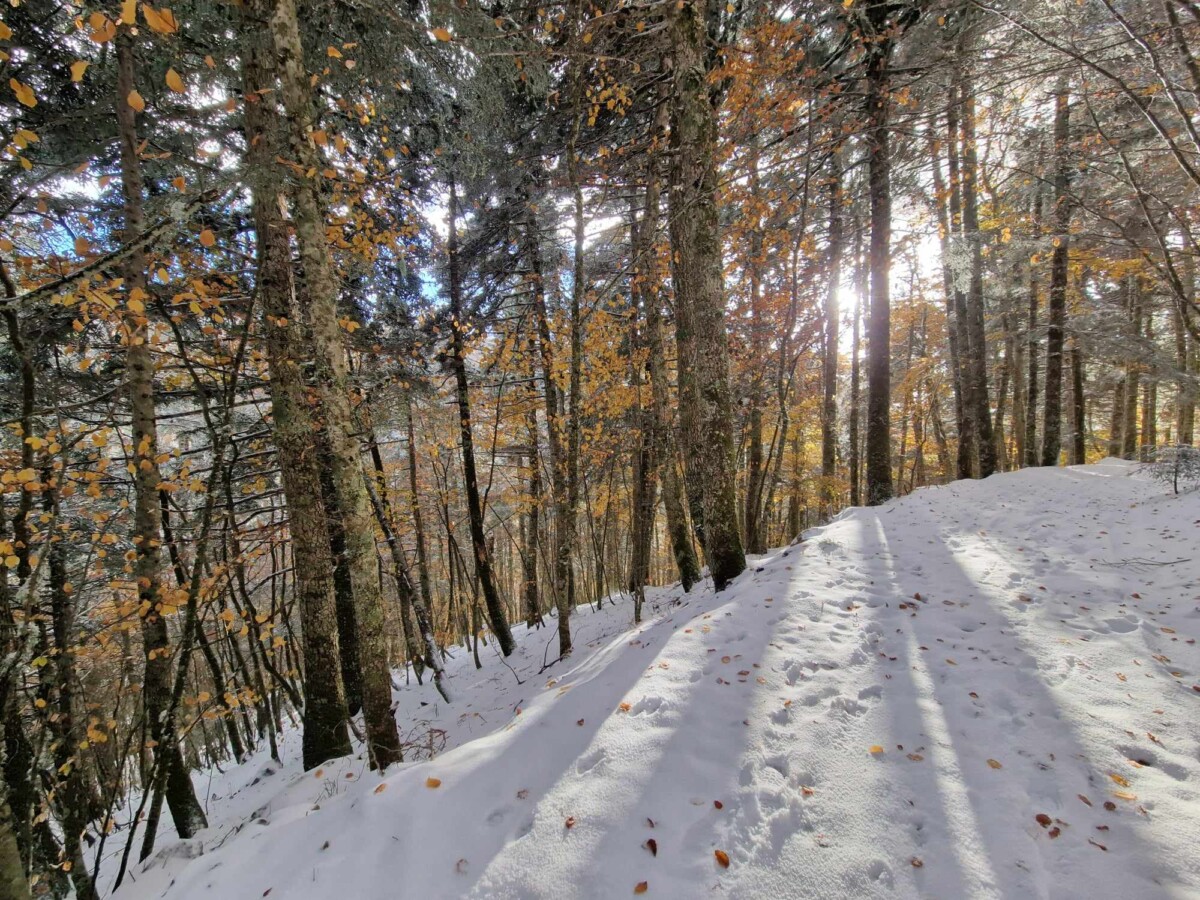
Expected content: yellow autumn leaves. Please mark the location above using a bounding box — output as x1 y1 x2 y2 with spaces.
6 5 181 111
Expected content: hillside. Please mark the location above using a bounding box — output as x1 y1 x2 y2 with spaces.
114 460 1200 900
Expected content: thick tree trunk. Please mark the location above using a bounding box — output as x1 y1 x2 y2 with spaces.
946 87 977 479
0 792 27 900
115 32 207 847
1041 83 1071 467
270 0 403 768
960 76 997 477
316 441 361 715
864 33 895 505
667 0 746 588
241 0 351 771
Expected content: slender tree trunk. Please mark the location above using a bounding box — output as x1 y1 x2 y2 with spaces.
744 137 767 552
405 396 435 623
523 410 543 627
849 222 864 507
270 0 403 767
1041 82 1072 467
927 123 966 475
1142 309 1157 460
446 176 516 657
821 153 844 515
1109 382 1127 458
629 200 659 621
1070 337 1087 464
115 31 207 845
667 1 745 588
1025 187 1044 467
642 107 700 591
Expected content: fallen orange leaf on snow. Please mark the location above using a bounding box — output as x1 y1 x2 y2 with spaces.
714 850 730 868
425 777 441 788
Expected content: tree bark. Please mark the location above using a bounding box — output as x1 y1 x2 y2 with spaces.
446 176 516 657
115 30 207 844
821 153 844 514
864 23 895 505
1041 82 1072 467
667 0 746 588
270 0 403 768
240 0 351 771
960 74 997 477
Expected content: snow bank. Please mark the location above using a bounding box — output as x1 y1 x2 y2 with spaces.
115 460 1200 899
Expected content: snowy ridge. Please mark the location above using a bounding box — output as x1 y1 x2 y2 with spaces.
117 460 1200 899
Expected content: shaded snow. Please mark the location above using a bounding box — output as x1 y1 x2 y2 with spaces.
115 459 1200 899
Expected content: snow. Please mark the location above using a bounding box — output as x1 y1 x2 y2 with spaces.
113 459 1200 899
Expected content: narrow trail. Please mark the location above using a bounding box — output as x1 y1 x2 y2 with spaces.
120 461 1200 900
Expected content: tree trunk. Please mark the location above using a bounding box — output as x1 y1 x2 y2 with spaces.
849 221 864 506
1041 82 1071 467
446 175 516 657
270 0 403 768
821 153 844 515
1024 187 1043 467
960 74 997 477
667 0 746 588
1070 337 1087 464
864 28 895 505
115 31 207 846
240 0 351 771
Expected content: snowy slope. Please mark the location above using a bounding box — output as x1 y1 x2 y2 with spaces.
115 460 1200 900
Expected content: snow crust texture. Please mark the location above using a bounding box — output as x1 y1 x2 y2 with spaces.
117 460 1200 900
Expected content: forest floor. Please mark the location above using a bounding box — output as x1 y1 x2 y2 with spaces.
112 459 1200 900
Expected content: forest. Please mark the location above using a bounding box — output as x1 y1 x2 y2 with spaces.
0 0 1197 897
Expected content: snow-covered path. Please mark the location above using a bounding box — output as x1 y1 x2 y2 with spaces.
119 460 1200 900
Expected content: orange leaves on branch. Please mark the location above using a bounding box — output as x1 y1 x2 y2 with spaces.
165 68 185 93
71 61 90 82
142 5 180 34
9 79 35 108
431 27 453 41
89 13 117 43
126 90 146 112
199 229 216 248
